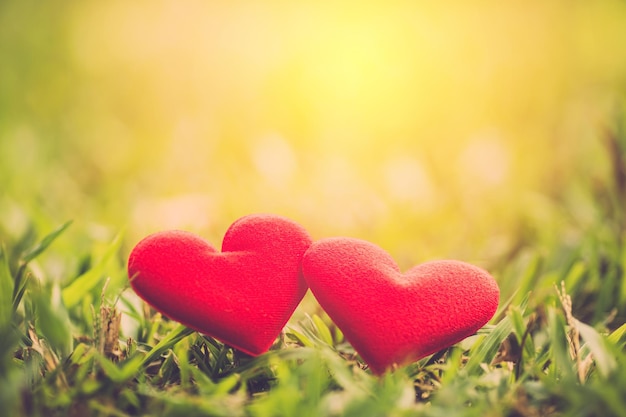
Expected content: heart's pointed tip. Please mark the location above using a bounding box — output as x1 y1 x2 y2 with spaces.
233 344 268 357
204 337 268 357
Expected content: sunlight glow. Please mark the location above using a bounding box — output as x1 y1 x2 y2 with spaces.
7 0 622 242
251 134 298 188
384 156 435 206
459 134 510 187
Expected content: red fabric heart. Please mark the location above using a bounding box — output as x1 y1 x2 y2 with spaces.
302 237 499 374
128 214 312 356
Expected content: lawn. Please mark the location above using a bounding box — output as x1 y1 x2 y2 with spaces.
2 1 626 416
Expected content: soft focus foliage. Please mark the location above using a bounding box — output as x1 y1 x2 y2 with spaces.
2 0 626 261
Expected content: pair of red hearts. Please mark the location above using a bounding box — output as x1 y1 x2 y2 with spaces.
128 214 499 374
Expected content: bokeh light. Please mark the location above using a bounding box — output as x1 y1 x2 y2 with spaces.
1 0 626 266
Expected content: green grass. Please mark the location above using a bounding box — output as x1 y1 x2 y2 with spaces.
1 128 626 417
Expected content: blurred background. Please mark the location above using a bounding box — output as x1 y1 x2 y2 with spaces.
1 0 626 271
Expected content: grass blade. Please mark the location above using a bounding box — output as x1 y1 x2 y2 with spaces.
140 324 195 368
311 314 334 347
21 220 72 263
62 230 123 308
32 284 73 356
608 323 626 346
464 316 513 374
0 245 14 327
96 353 145 384
576 320 617 378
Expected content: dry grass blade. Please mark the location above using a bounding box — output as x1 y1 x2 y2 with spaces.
555 281 586 382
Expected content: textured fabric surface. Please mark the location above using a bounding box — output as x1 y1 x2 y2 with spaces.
302 237 500 374
128 214 312 356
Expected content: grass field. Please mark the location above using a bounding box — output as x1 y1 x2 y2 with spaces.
2 1 626 416
1 127 625 417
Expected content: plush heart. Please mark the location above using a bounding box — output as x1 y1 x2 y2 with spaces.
302 237 499 374
128 214 312 356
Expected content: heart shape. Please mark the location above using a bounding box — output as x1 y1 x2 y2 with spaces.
128 214 312 356
301 237 499 374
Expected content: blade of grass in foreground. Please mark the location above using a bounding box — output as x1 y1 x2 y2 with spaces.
12 221 72 305
96 352 145 384
94 324 195 384
140 324 195 369
20 220 72 264
608 322 626 346
62 230 124 308
464 316 513 375
0 245 14 327
576 320 617 378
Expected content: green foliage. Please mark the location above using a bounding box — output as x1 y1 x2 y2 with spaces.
0 244 14 329
62 230 124 309
0 120 625 416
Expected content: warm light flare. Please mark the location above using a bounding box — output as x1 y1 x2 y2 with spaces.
1 0 625 257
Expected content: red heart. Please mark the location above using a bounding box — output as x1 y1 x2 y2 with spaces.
128 214 312 356
301 237 499 374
